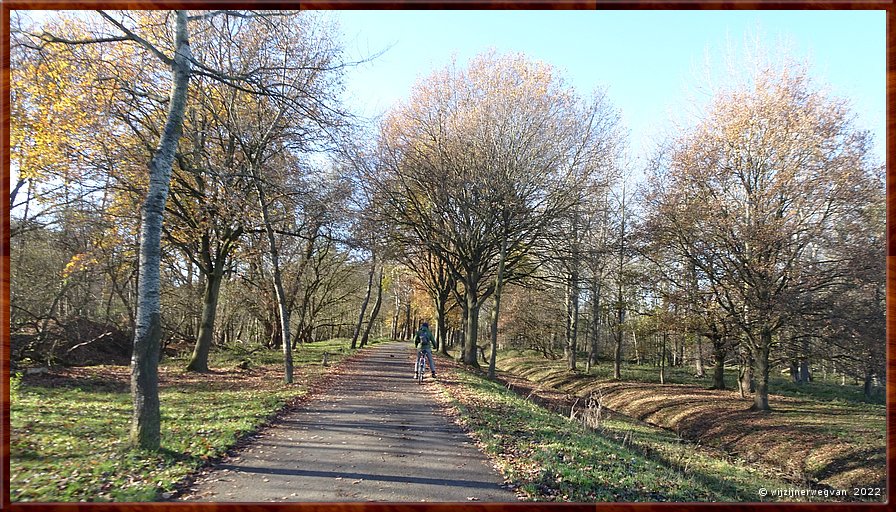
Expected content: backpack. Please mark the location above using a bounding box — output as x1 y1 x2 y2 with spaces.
416 328 434 348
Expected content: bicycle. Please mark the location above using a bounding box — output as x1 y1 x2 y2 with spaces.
414 350 427 384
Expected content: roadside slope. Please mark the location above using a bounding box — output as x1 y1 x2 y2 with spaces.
496 355 886 494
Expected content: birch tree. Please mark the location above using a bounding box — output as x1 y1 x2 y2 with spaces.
35 9 197 451
23 8 348 447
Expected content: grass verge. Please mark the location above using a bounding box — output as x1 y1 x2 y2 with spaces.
494 351 886 494
10 337 386 502
433 357 861 503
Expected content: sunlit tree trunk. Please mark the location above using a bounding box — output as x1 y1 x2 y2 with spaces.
250 163 293 384
131 10 191 450
751 329 772 411
694 334 705 378
738 349 754 399
612 181 626 381
659 331 667 385
586 274 601 373
565 271 579 372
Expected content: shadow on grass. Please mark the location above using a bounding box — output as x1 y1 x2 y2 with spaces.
21 372 130 393
811 447 887 489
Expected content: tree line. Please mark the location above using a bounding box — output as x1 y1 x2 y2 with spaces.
10 10 884 451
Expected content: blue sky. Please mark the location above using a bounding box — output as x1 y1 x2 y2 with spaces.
332 9 886 167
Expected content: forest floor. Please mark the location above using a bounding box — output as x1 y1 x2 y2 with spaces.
492 354 887 497
176 341 519 502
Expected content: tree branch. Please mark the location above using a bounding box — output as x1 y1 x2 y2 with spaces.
96 10 174 67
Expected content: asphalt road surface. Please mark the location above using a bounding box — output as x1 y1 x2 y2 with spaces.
179 341 520 503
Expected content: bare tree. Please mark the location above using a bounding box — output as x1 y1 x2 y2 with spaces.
372 51 622 371
192 11 348 382
350 255 376 349
643 55 880 411
609 174 637 380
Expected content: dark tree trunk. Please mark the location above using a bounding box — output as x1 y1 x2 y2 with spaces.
264 316 279 349
457 306 468 362
360 266 384 348
464 283 481 368
751 334 771 411
790 360 800 383
351 260 376 349
712 356 726 389
186 270 223 372
799 336 812 383
863 369 875 399
799 359 811 384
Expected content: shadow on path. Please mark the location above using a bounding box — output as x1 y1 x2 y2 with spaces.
179 341 519 503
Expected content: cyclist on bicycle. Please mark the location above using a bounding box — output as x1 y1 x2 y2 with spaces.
414 322 437 378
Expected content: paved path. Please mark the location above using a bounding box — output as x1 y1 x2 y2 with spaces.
180 341 519 502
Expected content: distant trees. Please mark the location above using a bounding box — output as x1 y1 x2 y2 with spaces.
370 51 622 375
820 170 885 397
641 57 883 409
434 47 883 411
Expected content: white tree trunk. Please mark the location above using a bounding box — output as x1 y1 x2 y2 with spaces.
130 10 191 450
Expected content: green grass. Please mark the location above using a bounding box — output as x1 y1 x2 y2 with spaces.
437 366 795 502
11 385 290 501
491 350 886 495
10 337 387 502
